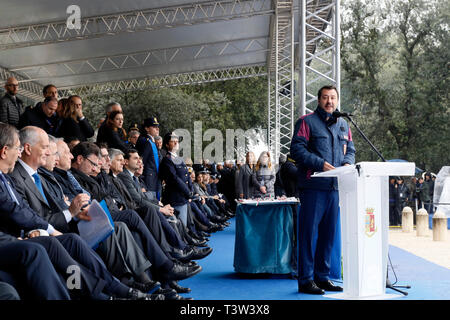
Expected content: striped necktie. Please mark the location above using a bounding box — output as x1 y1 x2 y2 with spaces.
0 173 19 204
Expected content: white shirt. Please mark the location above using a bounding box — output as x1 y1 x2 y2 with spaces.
18 159 64 230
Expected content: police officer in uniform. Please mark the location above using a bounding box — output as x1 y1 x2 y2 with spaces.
158 132 192 227
136 117 162 201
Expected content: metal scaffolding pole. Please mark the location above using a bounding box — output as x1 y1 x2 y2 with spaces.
267 0 295 164
298 0 340 116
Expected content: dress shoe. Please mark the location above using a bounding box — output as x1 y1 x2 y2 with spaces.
188 237 208 247
127 280 161 294
171 247 199 262
200 231 211 238
154 288 178 299
190 246 212 260
315 280 343 292
127 288 165 300
158 288 193 300
298 280 325 295
208 223 223 233
169 280 191 293
162 263 202 281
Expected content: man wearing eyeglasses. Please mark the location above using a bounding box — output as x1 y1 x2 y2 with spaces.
0 77 24 128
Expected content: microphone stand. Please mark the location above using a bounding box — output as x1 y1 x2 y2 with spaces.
343 115 386 162
341 113 410 296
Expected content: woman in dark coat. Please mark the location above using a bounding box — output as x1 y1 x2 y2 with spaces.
236 151 256 199
58 95 94 142
96 111 130 153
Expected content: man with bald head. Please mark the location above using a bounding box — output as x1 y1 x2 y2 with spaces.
9 126 89 233
0 77 24 128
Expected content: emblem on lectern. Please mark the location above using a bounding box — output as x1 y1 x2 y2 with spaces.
365 207 377 237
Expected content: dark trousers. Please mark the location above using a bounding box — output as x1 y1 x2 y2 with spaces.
108 211 172 272
389 202 400 226
298 189 339 285
0 281 20 300
0 241 70 300
30 234 131 299
96 221 152 279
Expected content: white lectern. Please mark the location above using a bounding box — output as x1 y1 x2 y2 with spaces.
314 162 415 299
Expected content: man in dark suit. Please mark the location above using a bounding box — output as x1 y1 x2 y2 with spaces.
118 148 210 256
0 123 162 300
18 97 62 136
99 144 204 264
136 117 162 200
70 141 201 286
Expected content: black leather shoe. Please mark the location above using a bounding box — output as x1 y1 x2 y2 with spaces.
162 263 202 281
298 281 325 295
127 288 165 300
171 248 194 262
190 247 213 260
159 293 193 300
188 237 208 247
315 280 343 292
154 288 178 299
169 280 191 293
126 280 161 294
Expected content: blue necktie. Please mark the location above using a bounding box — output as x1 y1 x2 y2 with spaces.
0 173 19 205
32 173 49 205
132 176 141 190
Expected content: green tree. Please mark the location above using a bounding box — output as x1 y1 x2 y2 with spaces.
341 0 450 172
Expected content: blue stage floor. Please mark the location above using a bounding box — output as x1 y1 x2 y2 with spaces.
180 218 450 300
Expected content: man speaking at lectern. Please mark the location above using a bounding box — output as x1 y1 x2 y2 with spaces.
290 85 356 294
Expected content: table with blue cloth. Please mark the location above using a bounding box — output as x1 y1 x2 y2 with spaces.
233 202 296 274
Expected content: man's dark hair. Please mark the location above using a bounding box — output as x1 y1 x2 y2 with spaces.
95 142 108 150
43 96 58 104
0 123 19 149
43 84 57 96
71 142 100 163
318 85 339 100
123 148 139 160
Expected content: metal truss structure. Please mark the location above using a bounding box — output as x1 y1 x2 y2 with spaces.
0 0 338 164
267 0 295 163
299 0 340 115
0 65 43 101
0 0 273 50
58 64 267 97
12 37 269 83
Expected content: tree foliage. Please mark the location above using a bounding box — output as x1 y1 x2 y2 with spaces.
341 0 450 172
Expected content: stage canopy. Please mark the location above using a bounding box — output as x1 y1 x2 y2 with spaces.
0 0 339 159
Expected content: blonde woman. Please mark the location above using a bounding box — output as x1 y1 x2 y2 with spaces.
251 151 276 198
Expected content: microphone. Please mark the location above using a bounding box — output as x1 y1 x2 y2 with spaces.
332 110 353 118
